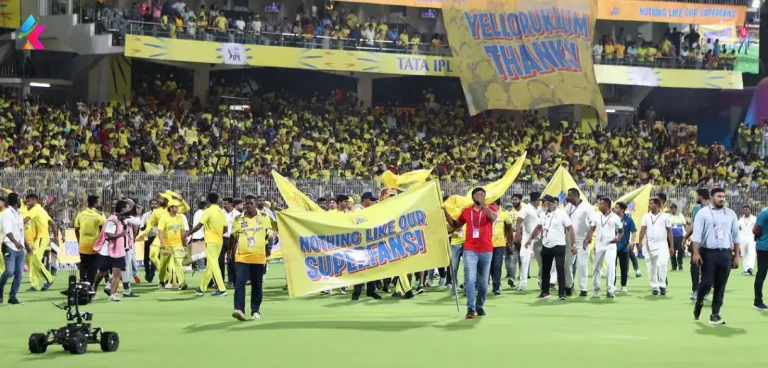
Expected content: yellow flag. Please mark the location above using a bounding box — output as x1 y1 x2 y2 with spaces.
144 162 163 174
442 0 606 122
381 169 432 191
444 153 526 218
271 170 324 212
279 180 449 297
541 166 588 207
615 184 652 229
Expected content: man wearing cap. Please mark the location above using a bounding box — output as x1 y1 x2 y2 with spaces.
351 192 383 301
526 194 575 300
668 203 688 271
74 195 106 285
443 188 497 319
157 197 190 290
564 188 594 297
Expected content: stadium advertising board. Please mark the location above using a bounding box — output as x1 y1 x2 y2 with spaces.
124 36 743 90
597 0 746 25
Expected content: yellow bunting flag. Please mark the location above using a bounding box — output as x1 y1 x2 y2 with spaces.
442 0 606 122
280 181 449 297
444 153 526 218
271 170 324 212
381 169 433 191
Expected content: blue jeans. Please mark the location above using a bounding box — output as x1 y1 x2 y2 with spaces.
0 250 25 299
463 250 492 310
448 244 463 285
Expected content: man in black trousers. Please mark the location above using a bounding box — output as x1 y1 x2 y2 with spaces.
691 188 740 324
351 192 383 301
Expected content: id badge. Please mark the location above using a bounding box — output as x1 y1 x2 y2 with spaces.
247 236 256 248
472 228 480 239
715 229 724 240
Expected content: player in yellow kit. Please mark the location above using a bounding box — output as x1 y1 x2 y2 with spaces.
24 194 59 291
189 192 228 297
74 195 106 285
136 190 189 288
229 194 274 321
157 199 189 290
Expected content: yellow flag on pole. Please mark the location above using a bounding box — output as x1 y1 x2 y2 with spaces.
271 170 325 212
444 152 527 218
381 169 433 191
615 184 653 228
541 166 588 207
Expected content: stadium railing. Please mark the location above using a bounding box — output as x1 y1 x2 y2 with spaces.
126 21 452 56
0 171 762 228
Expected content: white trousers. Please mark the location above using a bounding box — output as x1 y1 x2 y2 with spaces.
592 246 617 293
121 248 137 285
518 234 533 287
743 240 756 272
566 243 589 291
646 245 670 290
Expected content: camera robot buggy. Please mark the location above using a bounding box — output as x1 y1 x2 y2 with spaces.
28 274 120 355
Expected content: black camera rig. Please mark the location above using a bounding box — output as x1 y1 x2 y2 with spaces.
28 274 120 355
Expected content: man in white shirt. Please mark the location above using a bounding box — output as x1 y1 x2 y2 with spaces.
526 195 575 300
223 197 241 286
564 188 593 297
363 25 375 47
739 205 757 275
192 201 206 243
514 192 542 291
0 193 27 305
638 198 674 295
585 197 623 298
251 15 262 36
140 199 158 283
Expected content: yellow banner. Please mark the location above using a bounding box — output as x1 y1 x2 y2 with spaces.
597 0 746 26
541 166 588 206
335 0 442 8
280 181 449 297
124 36 743 90
0 0 20 29
443 0 607 121
381 169 432 191
683 25 739 45
444 153 526 218
272 170 325 212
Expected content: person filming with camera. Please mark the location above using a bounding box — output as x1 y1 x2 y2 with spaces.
91 200 132 302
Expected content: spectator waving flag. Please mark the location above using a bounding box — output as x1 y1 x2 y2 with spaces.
272 170 324 212
443 152 526 218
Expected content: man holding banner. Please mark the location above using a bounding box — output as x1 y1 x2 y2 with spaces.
444 188 497 319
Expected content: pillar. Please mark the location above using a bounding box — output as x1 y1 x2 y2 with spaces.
356 74 372 108
87 56 110 103
193 68 210 102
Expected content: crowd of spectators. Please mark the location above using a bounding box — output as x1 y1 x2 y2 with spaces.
1 72 767 192
99 0 448 54
593 26 740 70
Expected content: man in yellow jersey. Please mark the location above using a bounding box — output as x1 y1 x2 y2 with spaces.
157 199 189 290
490 199 514 295
229 194 274 321
24 194 58 292
189 192 228 297
505 195 524 288
445 195 466 292
75 195 106 285
136 190 189 288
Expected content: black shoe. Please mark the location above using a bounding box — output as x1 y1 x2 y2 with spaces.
507 279 515 288
694 303 703 320
375 281 382 290
351 294 360 301
579 290 588 297
122 292 140 298
679 266 684 271
565 287 573 296
382 287 390 293
403 290 414 299
660 288 667 296
550 283 556 290
367 293 382 300
416 286 424 294
391 292 401 298
8 297 22 305
559 295 567 301
753 302 768 311
537 292 551 299
607 292 615 298
493 289 501 296
466 308 475 319
652 289 659 296
476 308 486 316
709 314 725 325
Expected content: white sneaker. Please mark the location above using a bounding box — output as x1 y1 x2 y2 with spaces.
592 290 600 297
252 312 261 320
518 285 526 292
339 289 347 295
108 294 121 302
621 286 627 293
165 283 175 289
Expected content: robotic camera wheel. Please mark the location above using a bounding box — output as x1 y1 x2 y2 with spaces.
28 274 119 355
